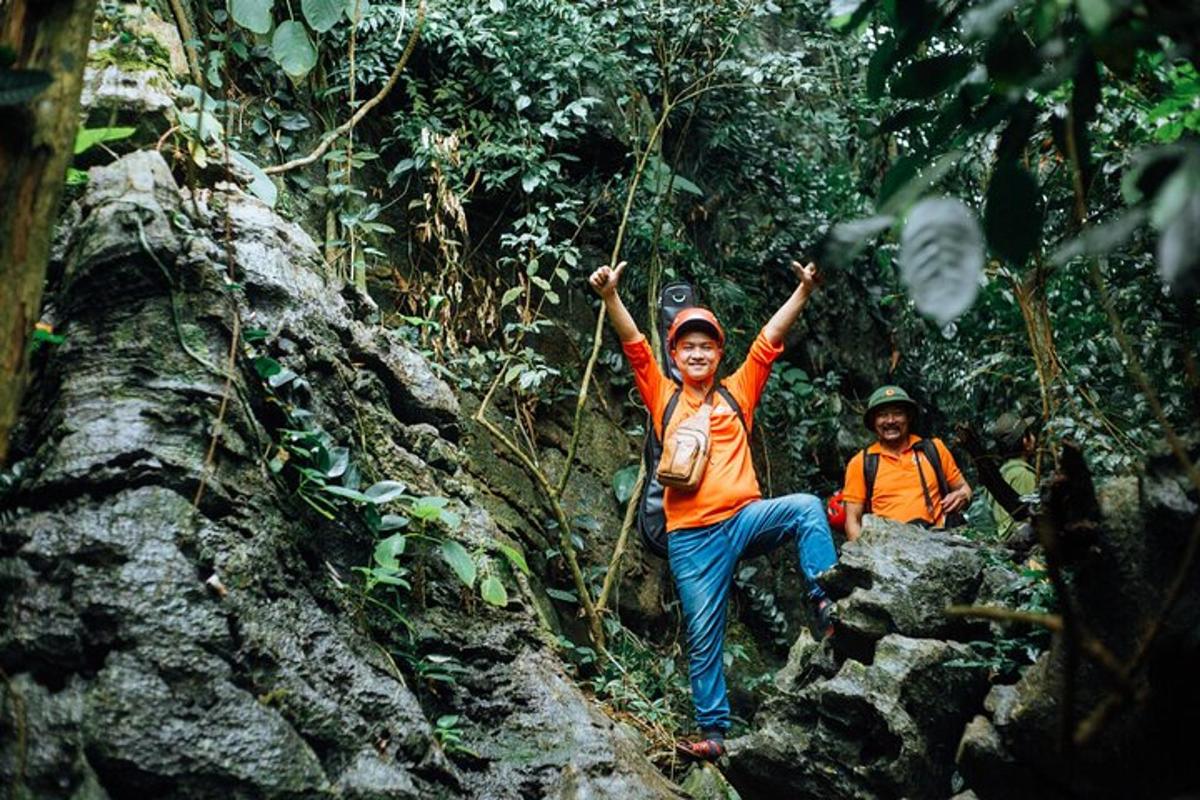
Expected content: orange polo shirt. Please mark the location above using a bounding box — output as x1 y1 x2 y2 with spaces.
842 435 963 526
622 330 783 531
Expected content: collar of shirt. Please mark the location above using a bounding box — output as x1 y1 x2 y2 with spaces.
867 434 920 459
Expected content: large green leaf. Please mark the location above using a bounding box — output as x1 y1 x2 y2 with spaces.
364 480 408 504
480 575 508 607
373 533 407 569
74 127 137 155
493 542 529 575
272 21 317 80
866 36 895 100
984 161 1043 265
440 540 476 589
229 0 274 34
302 0 346 32
898 197 984 326
229 149 279 208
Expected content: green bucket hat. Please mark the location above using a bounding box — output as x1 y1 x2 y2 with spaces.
863 385 919 430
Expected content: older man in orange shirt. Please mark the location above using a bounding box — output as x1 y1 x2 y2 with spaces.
589 259 838 761
842 385 972 540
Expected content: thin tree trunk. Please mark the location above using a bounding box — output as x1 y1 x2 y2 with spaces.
0 0 99 466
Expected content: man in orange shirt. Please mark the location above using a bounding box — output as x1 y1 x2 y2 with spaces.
588 259 838 761
841 385 972 541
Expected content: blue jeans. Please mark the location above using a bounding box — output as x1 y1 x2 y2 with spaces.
667 493 837 733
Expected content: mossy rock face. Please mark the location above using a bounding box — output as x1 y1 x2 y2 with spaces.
0 151 683 799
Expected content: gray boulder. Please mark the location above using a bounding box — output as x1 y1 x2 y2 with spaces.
818 516 993 659
728 634 988 799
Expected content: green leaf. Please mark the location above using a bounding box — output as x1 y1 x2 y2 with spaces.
892 54 973 100
501 286 523 307
1158 189 1200 298
378 513 410 532
243 328 270 342
0 69 52 106
984 161 1043 265
480 575 508 607
545 587 578 603
361 480 406 504
612 464 640 504
229 149 278 208
898 197 984 327
1050 209 1147 266
229 0 274 34
272 21 318 80
669 174 704 196
345 0 369 21
374 533 407 568
866 36 896 100
74 127 137 155
302 0 345 32
322 485 373 503
440 540 477 588
412 495 449 520
254 356 282 378
325 447 349 478
494 542 529 575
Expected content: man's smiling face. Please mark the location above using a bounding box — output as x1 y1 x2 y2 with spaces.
672 330 723 385
872 402 912 445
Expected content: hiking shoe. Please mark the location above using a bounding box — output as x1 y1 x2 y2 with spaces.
813 598 837 639
675 737 726 762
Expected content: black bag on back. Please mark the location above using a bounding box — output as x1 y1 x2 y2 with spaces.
635 283 747 558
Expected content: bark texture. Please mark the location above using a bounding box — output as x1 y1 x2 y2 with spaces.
0 0 98 466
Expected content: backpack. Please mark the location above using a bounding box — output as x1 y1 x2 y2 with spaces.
636 282 748 558
862 438 966 528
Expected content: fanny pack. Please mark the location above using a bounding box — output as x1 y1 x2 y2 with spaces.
656 393 715 491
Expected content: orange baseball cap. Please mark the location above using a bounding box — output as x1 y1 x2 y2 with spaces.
667 307 725 347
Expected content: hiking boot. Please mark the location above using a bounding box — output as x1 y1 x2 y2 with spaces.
812 597 837 639
675 737 726 762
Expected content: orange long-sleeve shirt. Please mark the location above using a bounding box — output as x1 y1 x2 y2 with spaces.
622 330 783 531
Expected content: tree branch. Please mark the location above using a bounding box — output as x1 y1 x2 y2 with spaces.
264 0 426 176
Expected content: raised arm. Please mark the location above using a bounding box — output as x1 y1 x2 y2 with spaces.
762 260 820 346
588 261 641 343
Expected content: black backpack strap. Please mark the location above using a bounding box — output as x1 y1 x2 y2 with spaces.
914 438 952 498
912 448 938 518
862 449 879 514
659 388 682 441
714 385 747 434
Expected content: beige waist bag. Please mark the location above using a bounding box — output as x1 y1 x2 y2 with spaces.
657 400 714 491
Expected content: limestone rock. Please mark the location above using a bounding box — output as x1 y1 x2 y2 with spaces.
727 635 988 799
1 150 677 799
818 516 992 658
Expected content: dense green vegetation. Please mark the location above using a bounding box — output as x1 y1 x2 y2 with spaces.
62 0 1200 759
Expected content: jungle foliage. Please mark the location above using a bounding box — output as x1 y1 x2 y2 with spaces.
59 0 1198 752
174 0 1199 494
